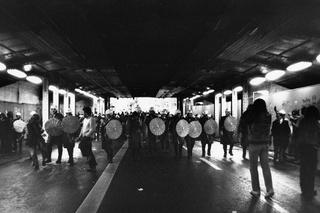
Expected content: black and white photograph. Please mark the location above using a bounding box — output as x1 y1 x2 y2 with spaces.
0 0 320 212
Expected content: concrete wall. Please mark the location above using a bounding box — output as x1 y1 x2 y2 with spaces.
0 81 41 121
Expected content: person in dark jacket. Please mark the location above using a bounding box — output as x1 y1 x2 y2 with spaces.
145 108 157 153
271 110 291 162
238 104 253 159
297 105 320 200
247 99 274 198
0 112 9 153
26 113 43 170
171 110 185 159
219 109 235 158
101 110 115 163
127 111 142 159
199 113 210 157
185 111 196 159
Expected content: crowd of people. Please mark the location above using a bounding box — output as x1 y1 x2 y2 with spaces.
0 99 319 201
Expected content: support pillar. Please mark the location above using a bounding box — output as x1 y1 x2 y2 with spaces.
221 93 227 116
243 86 249 112
63 92 68 116
232 89 238 118
214 94 221 125
52 86 59 112
68 92 76 116
42 78 49 126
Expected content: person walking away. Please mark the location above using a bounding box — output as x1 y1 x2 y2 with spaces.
78 107 97 172
271 110 291 162
26 113 43 170
101 110 115 163
199 112 209 157
297 105 320 200
127 111 142 160
219 109 235 158
247 99 274 198
185 111 196 159
238 104 253 159
63 109 77 166
171 110 185 159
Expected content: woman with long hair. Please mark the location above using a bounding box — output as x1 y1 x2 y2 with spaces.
247 99 274 198
298 105 320 200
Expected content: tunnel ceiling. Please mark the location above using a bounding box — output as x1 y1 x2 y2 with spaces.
0 0 320 98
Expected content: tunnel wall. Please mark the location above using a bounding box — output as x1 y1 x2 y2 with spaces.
0 81 41 121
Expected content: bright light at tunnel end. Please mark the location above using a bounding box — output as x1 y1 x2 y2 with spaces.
249 77 266 86
7 69 27 79
286 61 312 72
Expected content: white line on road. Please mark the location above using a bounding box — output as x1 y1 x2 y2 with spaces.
76 141 128 213
199 157 222 170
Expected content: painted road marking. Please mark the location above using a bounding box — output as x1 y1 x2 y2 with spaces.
199 157 222 170
183 146 222 170
76 141 128 213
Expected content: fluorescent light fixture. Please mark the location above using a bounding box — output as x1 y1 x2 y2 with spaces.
49 85 58 91
23 64 32 72
190 95 201 100
249 77 266 86
215 93 222 98
59 89 67 94
255 90 269 96
286 61 312 72
75 88 96 99
316 54 320 63
26 76 42 84
223 90 232 95
265 70 285 81
196 102 204 105
202 89 215 95
7 69 27 78
0 62 6 71
233 86 243 92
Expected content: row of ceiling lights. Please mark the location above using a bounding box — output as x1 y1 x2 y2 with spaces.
0 61 42 84
188 86 243 101
249 55 320 86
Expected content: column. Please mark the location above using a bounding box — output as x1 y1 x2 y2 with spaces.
63 92 69 116
68 92 76 116
232 89 238 118
42 78 49 125
214 94 221 125
52 86 59 112
221 93 227 116
243 86 249 111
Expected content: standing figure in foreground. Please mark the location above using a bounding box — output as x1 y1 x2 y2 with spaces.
247 99 274 198
185 111 196 159
238 104 253 159
127 111 142 159
297 105 320 200
219 109 235 158
101 110 115 163
78 107 97 172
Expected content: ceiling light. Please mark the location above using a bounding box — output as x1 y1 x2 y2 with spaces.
49 85 58 91
316 54 320 63
0 62 6 71
203 89 215 95
215 93 222 98
260 66 269 74
190 95 201 100
265 70 285 81
23 64 32 72
7 69 27 78
249 77 266 86
59 89 67 95
286 61 312 72
26 76 42 84
223 90 232 95
233 86 243 92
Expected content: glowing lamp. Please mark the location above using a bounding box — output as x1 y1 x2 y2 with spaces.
26 76 42 84
265 70 285 81
7 69 27 78
249 77 265 86
286 61 312 72
0 62 6 71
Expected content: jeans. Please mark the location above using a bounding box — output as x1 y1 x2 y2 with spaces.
248 144 273 193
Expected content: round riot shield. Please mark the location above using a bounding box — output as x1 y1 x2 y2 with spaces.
45 118 63 136
105 119 123 140
175 119 189 138
149 117 165 136
13 119 26 133
188 120 202 138
224 116 238 132
61 116 80 134
204 119 218 135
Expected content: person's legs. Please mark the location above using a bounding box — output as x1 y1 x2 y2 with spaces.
56 143 63 163
46 142 52 162
223 144 227 157
201 141 206 157
67 145 74 165
260 145 274 196
88 140 97 170
178 137 184 158
249 145 261 194
242 145 247 159
173 136 178 157
207 143 212 156
229 143 234 155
